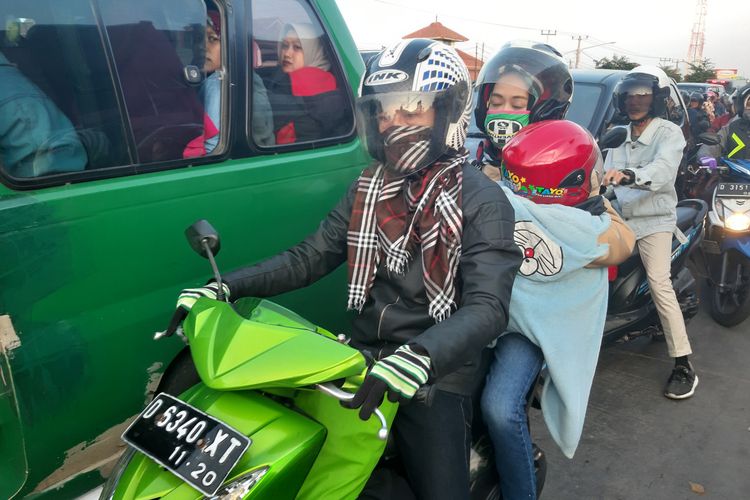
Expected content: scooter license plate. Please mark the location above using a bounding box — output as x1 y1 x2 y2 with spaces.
716 182 750 198
122 392 251 496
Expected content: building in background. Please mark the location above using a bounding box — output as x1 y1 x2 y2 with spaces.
402 21 484 81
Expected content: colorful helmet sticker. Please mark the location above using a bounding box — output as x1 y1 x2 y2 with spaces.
503 166 567 199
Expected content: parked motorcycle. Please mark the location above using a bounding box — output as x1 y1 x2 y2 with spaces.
698 156 750 326
99 220 542 500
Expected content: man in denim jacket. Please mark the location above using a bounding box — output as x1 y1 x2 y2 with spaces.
603 66 697 399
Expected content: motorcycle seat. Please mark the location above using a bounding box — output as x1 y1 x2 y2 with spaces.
676 199 708 234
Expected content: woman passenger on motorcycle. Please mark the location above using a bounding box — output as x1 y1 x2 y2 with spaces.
602 66 698 399
174 38 521 500
485 120 635 500
474 41 572 182
474 42 635 500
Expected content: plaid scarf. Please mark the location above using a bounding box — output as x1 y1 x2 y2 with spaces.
347 148 467 322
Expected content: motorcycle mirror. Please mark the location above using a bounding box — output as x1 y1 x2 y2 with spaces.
184 220 226 301
185 220 221 259
598 127 627 150
698 132 720 146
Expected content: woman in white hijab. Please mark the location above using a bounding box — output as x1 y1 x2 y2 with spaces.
278 22 330 73
268 22 348 143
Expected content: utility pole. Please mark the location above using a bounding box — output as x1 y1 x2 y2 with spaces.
572 35 588 69
660 57 682 78
540 29 557 43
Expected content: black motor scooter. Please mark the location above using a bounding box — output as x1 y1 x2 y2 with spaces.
602 198 707 345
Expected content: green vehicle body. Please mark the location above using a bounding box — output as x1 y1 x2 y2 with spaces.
0 1 368 498
103 297 396 500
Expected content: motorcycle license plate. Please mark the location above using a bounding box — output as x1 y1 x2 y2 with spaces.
122 393 251 496
716 182 750 198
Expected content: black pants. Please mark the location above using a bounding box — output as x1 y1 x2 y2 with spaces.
394 389 474 500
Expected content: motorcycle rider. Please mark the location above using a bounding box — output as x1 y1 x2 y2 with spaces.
700 84 750 160
473 40 572 182
602 65 699 399
688 91 711 138
173 38 521 499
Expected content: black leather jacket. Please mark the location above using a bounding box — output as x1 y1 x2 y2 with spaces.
223 163 521 394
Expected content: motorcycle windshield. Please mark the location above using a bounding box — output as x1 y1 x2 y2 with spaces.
183 298 366 390
723 158 750 180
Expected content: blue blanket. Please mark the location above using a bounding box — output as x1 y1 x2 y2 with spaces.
501 187 610 458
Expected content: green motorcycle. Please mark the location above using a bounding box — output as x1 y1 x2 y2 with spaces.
100 220 396 499
100 220 536 500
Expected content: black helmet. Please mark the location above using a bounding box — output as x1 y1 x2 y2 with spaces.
689 92 705 105
474 40 572 159
613 65 671 120
734 84 750 122
356 39 472 175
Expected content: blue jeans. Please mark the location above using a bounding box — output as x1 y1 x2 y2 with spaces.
481 333 544 500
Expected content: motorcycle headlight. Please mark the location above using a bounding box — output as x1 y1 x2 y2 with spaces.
725 212 750 231
204 467 269 500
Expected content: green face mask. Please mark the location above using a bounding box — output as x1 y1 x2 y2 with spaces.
484 109 530 148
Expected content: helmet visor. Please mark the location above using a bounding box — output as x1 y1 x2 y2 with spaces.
617 78 654 97
357 91 438 134
356 91 442 172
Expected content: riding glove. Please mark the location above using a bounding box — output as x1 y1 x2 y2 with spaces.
176 282 230 311
348 344 432 420
163 282 230 337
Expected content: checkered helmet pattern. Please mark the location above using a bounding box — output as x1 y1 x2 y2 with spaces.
413 43 472 150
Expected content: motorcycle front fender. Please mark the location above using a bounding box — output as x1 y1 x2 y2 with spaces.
721 235 750 260
103 385 326 500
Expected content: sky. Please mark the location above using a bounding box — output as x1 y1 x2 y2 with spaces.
335 0 750 78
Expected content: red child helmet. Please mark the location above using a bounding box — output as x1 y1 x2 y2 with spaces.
501 120 602 206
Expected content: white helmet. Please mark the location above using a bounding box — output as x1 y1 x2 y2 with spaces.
614 65 672 119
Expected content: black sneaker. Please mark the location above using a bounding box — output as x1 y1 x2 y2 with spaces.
664 365 698 400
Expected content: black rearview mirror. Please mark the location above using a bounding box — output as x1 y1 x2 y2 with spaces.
598 126 627 151
185 220 221 259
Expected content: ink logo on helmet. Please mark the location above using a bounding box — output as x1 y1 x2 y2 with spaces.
364 69 409 86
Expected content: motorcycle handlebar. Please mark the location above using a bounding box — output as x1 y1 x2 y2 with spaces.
314 382 389 440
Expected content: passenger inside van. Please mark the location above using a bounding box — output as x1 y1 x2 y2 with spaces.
0 49 87 178
264 23 348 144
184 8 223 158
251 39 276 147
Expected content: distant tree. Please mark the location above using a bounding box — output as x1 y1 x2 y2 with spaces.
659 65 682 82
684 58 715 83
594 55 638 71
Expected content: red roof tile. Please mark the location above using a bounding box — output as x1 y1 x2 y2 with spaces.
456 48 484 80
403 21 468 42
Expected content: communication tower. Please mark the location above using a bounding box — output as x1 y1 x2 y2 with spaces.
687 0 707 65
